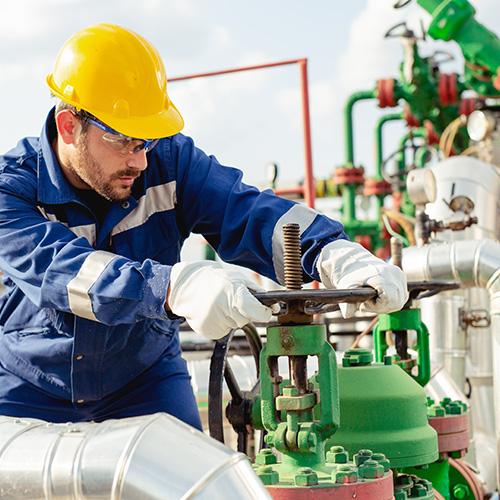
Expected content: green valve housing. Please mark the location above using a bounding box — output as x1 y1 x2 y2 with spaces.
327 348 439 468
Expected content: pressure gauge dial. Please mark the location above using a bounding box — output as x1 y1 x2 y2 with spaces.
406 168 437 206
467 110 495 141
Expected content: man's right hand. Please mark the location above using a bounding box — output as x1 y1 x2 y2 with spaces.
168 261 277 340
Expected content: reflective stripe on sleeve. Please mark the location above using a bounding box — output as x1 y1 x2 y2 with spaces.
69 224 96 246
66 251 118 321
111 181 177 236
37 206 96 245
271 204 318 285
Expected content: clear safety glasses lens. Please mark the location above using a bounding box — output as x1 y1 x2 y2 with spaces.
83 115 159 154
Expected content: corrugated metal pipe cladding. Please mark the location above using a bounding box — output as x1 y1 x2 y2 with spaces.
0 413 270 499
402 238 500 486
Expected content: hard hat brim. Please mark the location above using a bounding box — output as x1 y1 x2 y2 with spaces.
95 101 185 140
47 73 184 140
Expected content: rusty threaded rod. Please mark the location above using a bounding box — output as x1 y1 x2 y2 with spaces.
283 223 303 290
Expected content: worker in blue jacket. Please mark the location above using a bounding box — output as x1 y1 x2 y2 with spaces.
0 24 408 429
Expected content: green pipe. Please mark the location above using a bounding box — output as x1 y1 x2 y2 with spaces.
344 90 377 166
396 128 427 174
375 113 404 181
414 146 435 168
342 90 376 226
342 185 357 224
374 113 404 225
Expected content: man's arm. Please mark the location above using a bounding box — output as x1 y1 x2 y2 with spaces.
0 180 170 326
172 134 348 285
170 135 407 318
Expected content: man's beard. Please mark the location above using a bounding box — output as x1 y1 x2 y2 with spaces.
69 136 136 202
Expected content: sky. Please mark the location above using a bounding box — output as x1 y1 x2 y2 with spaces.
1 0 499 189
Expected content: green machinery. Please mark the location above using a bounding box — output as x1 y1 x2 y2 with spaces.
417 0 500 97
249 223 398 497
333 0 499 251
207 224 483 498
208 224 448 498
205 2 498 497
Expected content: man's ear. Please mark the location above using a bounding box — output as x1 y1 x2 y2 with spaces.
55 109 80 145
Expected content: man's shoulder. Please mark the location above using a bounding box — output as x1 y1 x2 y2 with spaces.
0 137 39 197
155 133 195 157
1 137 39 174
146 133 197 179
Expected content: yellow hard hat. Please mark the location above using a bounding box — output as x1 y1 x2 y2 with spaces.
46 23 183 139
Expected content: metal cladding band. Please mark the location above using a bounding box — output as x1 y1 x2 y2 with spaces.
402 238 500 489
0 413 270 500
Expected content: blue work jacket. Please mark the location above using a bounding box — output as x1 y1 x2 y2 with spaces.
0 108 347 404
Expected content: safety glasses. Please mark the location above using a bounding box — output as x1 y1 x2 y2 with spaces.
78 113 159 155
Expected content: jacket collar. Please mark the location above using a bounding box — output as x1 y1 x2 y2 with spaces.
37 107 80 205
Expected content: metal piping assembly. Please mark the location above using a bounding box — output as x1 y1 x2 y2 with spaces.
402 238 500 487
0 413 270 499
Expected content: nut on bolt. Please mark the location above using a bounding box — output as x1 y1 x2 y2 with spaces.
333 465 358 484
410 477 432 497
428 404 446 417
446 401 465 415
353 449 373 466
452 483 471 499
256 465 279 485
371 452 391 472
326 445 349 464
358 459 385 479
255 448 278 465
294 467 319 486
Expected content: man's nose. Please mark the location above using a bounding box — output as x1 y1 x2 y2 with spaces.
126 149 148 171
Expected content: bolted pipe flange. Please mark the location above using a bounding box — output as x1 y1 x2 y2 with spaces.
376 78 397 108
363 178 393 196
333 166 365 185
427 398 469 456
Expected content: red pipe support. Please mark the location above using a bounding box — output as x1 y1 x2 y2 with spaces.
170 59 316 208
273 187 304 196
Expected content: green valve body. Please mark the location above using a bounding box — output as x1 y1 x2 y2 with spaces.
373 308 431 386
256 326 395 497
259 323 339 472
327 349 438 468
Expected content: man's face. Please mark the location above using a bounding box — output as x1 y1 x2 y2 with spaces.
69 120 148 202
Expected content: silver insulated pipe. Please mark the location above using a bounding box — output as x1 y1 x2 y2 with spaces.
402 239 500 489
0 413 270 499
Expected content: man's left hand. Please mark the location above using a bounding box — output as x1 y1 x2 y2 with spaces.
316 239 409 318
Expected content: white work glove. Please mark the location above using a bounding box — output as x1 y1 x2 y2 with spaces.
168 261 278 340
316 239 409 318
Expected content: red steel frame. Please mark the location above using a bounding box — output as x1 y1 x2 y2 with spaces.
170 58 316 208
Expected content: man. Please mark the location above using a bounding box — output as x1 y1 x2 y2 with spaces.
0 24 408 429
